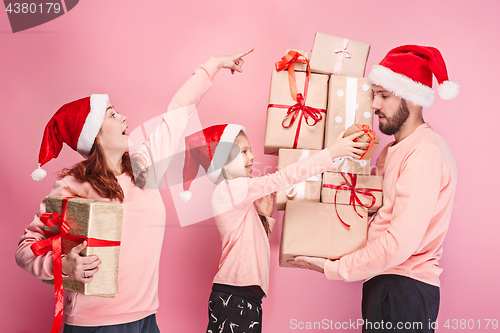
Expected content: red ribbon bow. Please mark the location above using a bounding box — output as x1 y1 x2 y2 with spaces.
30 197 121 333
322 173 382 228
268 50 326 149
353 124 376 160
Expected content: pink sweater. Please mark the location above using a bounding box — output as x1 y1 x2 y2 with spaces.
324 123 457 287
15 58 223 326
212 149 335 296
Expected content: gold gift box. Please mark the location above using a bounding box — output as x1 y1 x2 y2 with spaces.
43 196 123 297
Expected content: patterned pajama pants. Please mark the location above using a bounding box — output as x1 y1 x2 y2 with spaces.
206 290 263 333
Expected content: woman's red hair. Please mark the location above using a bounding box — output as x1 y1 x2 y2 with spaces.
58 140 146 202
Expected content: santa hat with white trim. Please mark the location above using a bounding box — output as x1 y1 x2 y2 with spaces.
179 124 246 203
30 94 109 181
367 45 459 108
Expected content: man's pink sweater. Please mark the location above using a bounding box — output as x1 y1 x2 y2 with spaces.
324 123 457 287
15 58 222 326
212 149 336 295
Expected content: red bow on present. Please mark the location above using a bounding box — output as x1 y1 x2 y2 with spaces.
30 197 120 333
353 124 376 160
269 50 326 149
322 173 382 228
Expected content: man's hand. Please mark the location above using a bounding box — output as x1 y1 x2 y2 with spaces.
287 256 328 274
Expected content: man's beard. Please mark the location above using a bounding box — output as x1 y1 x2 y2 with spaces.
376 99 410 136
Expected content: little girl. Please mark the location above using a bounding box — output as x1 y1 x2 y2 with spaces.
180 125 367 333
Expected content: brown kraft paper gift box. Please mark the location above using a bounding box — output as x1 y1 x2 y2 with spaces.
344 123 381 160
321 172 383 213
264 70 329 155
276 149 322 211
309 32 371 76
279 201 368 268
43 196 123 297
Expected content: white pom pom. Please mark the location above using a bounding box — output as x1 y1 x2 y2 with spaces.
438 80 460 100
31 165 47 181
179 191 192 203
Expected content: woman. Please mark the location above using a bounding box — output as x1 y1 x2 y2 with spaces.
15 49 253 333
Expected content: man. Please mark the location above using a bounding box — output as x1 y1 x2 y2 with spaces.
289 45 459 333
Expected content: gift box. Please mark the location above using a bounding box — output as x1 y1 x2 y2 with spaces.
42 196 123 297
264 69 329 155
276 149 322 211
324 75 374 148
330 156 371 175
321 172 383 213
279 201 368 267
344 124 381 160
309 32 370 76
285 49 309 72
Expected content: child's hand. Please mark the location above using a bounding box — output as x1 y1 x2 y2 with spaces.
254 192 276 217
215 49 254 74
327 131 369 160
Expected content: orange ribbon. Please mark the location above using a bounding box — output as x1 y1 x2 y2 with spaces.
275 50 310 101
353 124 376 159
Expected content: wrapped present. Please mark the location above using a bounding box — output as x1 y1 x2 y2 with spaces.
325 75 374 148
279 201 368 267
344 124 380 160
30 196 123 333
309 32 370 76
322 172 383 213
264 52 329 155
33 196 123 296
276 149 322 211
330 156 371 175
285 49 309 72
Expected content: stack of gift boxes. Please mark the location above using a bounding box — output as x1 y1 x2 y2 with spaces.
263 33 384 267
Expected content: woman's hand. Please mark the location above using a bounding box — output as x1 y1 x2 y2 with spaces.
254 192 276 217
327 131 369 160
215 49 254 74
61 241 102 283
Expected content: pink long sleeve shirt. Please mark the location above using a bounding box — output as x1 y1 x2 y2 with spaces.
15 58 222 326
212 149 336 296
324 123 457 287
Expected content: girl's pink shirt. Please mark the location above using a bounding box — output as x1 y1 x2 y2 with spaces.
15 58 222 326
212 149 335 296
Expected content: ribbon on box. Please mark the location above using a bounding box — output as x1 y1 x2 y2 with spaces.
352 124 376 159
269 50 326 149
332 156 367 173
30 197 121 333
286 150 321 201
322 173 382 228
333 38 351 75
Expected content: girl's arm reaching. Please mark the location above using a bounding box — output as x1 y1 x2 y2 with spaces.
213 131 367 215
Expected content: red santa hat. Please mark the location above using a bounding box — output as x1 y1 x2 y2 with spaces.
179 123 246 203
30 94 109 181
367 45 459 108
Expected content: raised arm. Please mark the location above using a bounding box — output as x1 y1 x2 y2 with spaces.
135 50 254 180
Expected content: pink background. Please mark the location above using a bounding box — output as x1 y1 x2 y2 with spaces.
1 0 499 332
